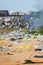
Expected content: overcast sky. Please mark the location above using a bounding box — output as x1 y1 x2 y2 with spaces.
0 0 43 12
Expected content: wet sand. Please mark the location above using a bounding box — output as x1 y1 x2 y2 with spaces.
0 39 43 65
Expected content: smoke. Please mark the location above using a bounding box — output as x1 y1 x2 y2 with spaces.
33 0 43 11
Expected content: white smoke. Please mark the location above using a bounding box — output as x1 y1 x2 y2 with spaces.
33 0 43 11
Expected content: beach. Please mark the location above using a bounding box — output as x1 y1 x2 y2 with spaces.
0 39 43 65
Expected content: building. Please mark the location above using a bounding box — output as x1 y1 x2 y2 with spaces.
0 10 9 16
9 11 19 15
9 11 15 15
18 11 24 15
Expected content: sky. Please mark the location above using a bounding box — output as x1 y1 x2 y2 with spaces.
0 0 43 12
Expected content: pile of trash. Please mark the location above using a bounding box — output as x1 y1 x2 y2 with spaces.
0 29 43 41
0 29 25 41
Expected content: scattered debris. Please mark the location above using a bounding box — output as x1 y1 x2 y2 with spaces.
34 55 43 58
35 45 43 50
23 60 35 64
7 52 13 55
23 59 43 64
35 49 42 51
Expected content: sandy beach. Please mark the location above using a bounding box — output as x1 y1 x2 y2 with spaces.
0 39 43 65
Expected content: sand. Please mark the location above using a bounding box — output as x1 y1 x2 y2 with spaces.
0 39 43 65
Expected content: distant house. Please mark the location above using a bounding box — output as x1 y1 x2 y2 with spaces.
18 11 24 15
9 11 19 15
9 11 15 15
0 10 9 16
